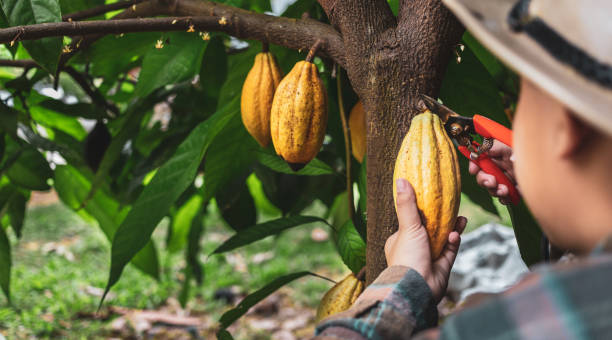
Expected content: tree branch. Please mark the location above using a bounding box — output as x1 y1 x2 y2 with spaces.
62 0 148 22
0 0 346 67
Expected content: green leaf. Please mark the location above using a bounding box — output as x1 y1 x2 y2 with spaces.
388 0 399 15
54 165 159 278
0 102 18 137
256 149 335 176
215 176 256 232
7 191 27 238
39 99 107 120
168 194 202 252
1 0 62 73
103 97 237 300
203 112 258 201
218 271 314 329
199 36 228 102
335 220 366 274
210 215 327 254
440 44 511 128
81 101 149 208
78 32 160 79
135 32 208 98
458 156 499 216
186 207 204 284
59 0 103 16
463 32 519 97
30 105 88 141
328 192 350 232
6 147 52 191
0 225 10 303
508 202 543 267
217 329 235 340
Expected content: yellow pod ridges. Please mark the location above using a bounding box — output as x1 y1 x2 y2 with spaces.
315 273 364 322
393 110 461 259
240 52 282 147
270 61 328 171
349 101 366 163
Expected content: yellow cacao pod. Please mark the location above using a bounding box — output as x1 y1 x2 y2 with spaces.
349 101 366 163
270 61 328 171
393 110 461 259
315 273 364 322
241 52 282 147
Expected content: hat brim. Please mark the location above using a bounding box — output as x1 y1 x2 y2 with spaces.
443 0 612 135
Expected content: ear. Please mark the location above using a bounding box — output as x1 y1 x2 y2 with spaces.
556 108 593 158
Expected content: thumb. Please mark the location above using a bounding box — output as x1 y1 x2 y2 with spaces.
395 178 423 231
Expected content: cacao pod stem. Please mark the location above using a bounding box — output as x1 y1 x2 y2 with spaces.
306 39 323 63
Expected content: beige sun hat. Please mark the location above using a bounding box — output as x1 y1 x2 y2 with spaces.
442 0 612 135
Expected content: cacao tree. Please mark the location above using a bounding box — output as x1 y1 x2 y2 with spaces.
0 0 542 336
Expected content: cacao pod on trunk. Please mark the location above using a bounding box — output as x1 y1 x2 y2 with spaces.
393 110 461 259
270 61 328 171
241 52 282 147
315 273 364 322
349 101 366 163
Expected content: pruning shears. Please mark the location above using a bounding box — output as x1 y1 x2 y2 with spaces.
420 94 520 205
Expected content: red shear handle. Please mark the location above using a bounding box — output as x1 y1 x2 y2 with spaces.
473 115 513 147
458 144 521 205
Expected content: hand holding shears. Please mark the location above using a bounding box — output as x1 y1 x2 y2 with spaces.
420 94 520 205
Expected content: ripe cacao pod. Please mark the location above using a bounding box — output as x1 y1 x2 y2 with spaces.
241 52 282 147
315 273 364 322
349 101 366 163
393 110 461 259
270 61 328 171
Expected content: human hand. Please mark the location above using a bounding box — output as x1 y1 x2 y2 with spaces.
385 178 467 302
468 140 517 205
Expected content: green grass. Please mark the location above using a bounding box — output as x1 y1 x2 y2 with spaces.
0 201 346 339
0 194 503 339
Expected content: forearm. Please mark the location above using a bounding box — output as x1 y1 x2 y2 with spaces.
313 266 438 339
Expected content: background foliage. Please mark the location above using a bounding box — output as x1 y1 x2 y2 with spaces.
0 0 541 338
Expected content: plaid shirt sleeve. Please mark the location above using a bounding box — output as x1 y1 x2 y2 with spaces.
313 265 439 339
313 254 612 340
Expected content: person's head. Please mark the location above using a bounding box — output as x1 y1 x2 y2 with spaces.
513 78 612 253
442 0 612 253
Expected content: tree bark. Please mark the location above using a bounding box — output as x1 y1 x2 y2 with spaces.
0 0 464 285
318 0 464 284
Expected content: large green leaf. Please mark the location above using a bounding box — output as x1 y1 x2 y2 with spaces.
0 225 10 303
59 0 103 16
335 220 366 274
6 147 52 191
458 156 498 216
215 176 256 232
77 32 160 79
1 0 62 73
7 191 27 238
256 149 335 176
218 271 314 329
210 215 327 254
103 97 238 299
203 113 258 201
135 32 208 98
217 329 235 340
168 194 202 252
508 202 543 267
30 105 88 141
440 44 511 128
463 32 519 98
0 102 18 137
54 165 159 278
81 101 149 208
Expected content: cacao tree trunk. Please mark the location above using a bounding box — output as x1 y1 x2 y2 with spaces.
318 0 464 283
